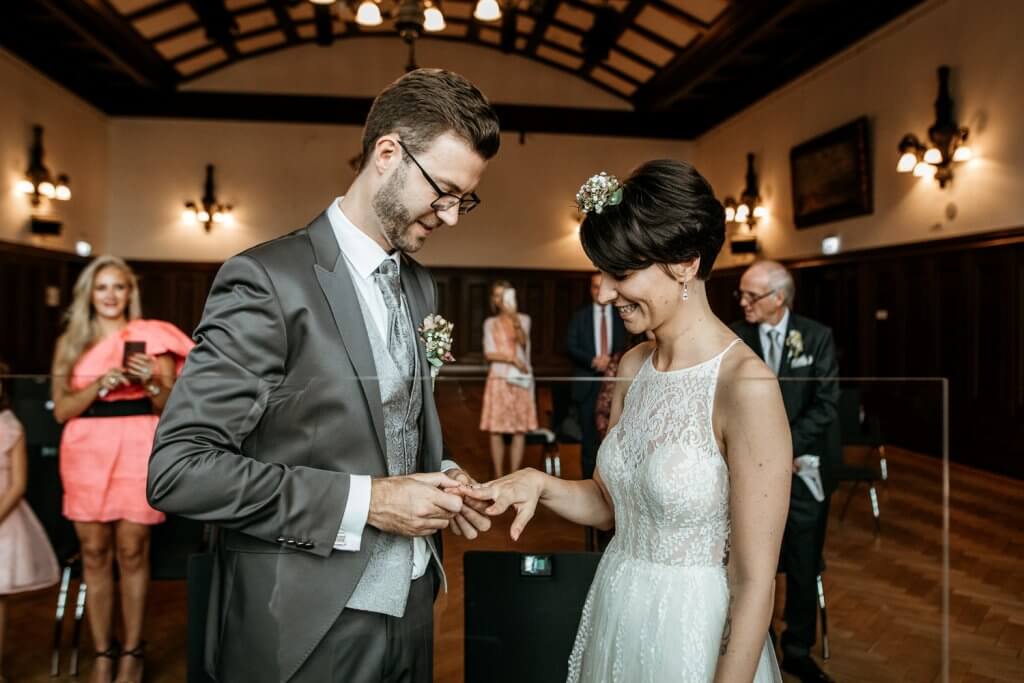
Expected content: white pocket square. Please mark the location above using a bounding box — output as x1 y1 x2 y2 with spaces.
790 355 814 368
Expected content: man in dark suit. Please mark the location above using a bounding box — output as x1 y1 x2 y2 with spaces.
731 260 839 683
566 272 628 480
148 70 498 682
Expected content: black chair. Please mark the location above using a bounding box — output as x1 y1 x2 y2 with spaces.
835 388 887 534
464 551 601 683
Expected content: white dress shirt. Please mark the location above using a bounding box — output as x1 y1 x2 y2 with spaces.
327 198 457 579
592 303 613 358
758 307 790 374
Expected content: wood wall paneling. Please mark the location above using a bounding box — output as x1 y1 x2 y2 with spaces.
3 229 1023 477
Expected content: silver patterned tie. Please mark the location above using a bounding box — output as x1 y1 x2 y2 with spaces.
375 259 416 380
766 329 782 375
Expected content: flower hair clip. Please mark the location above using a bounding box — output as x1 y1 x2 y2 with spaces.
575 172 623 215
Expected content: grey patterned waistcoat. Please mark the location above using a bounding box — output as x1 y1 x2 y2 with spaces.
345 287 422 617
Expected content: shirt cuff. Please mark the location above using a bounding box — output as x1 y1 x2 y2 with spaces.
440 459 460 475
334 474 371 551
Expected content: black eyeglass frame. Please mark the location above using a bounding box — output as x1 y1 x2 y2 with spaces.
733 288 778 305
396 140 481 215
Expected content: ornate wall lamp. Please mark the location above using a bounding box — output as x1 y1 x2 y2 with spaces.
182 164 233 233
896 66 973 188
723 153 768 254
15 125 71 207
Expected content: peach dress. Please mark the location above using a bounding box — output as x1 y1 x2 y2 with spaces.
59 319 194 525
0 410 60 594
479 314 538 434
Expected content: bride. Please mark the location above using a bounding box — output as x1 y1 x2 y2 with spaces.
461 160 790 682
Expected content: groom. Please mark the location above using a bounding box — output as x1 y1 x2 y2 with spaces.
148 69 500 682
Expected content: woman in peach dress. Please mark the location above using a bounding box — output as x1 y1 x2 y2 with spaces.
0 361 60 682
51 256 193 683
480 281 538 478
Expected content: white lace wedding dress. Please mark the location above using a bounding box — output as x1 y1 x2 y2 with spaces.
567 341 782 682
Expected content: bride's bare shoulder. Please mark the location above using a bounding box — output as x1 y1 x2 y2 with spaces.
718 341 779 402
617 341 654 381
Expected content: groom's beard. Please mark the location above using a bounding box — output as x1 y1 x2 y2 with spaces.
372 162 432 254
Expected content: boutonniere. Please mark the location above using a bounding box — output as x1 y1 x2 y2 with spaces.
418 314 455 389
785 329 804 360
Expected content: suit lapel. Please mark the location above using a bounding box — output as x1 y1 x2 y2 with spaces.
401 256 442 472
739 322 764 360
309 213 388 462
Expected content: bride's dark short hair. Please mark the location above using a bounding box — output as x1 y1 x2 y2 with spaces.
579 159 725 280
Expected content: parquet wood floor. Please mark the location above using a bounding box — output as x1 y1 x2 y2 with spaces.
3 384 1021 682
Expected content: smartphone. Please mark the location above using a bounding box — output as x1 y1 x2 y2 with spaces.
123 340 146 382
502 288 517 312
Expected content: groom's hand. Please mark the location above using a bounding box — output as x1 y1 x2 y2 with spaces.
442 468 492 540
367 472 463 537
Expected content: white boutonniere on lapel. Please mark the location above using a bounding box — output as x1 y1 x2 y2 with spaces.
786 329 814 368
418 314 456 390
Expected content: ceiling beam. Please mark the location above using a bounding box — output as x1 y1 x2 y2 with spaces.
187 0 240 58
647 0 710 32
633 0 798 111
33 0 178 88
101 90 692 139
580 0 645 77
267 0 300 44
313 2 334 46
526 0 559 54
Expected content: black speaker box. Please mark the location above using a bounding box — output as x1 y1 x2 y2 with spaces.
464 551 601 683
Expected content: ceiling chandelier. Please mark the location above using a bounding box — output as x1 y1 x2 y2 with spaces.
309 0 502 70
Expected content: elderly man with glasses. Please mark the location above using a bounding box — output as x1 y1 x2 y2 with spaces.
731 260 840 683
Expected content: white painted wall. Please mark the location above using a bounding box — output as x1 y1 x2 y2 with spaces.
695 0 1024 269
0 50 108 253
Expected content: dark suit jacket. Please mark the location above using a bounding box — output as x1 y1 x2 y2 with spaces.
148 212 445 682
731 312 841 494
566 303 628 402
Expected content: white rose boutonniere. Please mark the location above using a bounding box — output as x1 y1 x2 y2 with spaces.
786 329 804 360
418 314 456 390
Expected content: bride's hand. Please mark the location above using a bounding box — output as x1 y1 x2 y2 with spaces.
459 468 544 541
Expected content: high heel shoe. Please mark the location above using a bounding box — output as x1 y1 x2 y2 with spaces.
115 641 145 683
93 642 120 683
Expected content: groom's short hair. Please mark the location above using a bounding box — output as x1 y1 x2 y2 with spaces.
360 69 501 171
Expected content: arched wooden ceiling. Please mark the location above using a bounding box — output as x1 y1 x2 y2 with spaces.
1 0 926 138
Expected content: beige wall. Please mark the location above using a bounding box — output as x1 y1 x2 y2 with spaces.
184 37 629 110
697 0 1024 269
0 50 108 253
106 117 691 267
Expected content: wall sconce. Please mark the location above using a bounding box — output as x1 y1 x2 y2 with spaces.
723 153 767 254
896 66 972 188
16 125 71 207
182 164 233 233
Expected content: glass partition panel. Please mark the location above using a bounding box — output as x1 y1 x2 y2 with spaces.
0 372 973 682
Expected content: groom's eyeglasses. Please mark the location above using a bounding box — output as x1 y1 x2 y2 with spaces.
397 140 481 215
733 288 776 304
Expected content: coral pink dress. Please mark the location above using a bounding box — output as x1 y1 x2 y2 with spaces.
0 410 59 594
59 319 194 525
479 314 538 434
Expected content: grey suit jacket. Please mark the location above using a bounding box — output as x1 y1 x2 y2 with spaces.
148 211 445 682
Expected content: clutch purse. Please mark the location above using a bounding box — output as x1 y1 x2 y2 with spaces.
506 365 533 390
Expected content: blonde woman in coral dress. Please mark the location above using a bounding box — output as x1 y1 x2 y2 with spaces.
479 281 538 478
51 256 193 683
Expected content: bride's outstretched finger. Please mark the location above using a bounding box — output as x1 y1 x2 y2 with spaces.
510 500 538 541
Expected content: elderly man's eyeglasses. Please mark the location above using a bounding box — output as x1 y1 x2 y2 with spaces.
397 140 481 215
733 288 777 304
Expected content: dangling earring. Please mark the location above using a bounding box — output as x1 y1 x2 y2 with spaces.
681 280 689 301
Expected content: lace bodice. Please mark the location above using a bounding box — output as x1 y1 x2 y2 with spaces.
597 342 739 567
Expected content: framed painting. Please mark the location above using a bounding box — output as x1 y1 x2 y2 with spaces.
790 117 872 228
